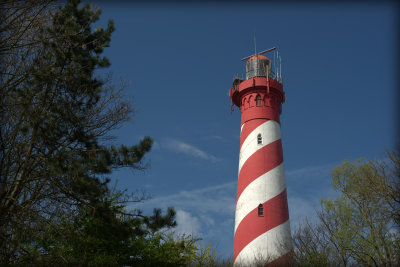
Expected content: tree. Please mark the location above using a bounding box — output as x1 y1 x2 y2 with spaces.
292 148 400 266
0 0 176 264
30 192 177 265
0 0 55 97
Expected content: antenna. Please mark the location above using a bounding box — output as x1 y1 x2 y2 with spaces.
241 47 276 61
254 32 257 55
277 50 279 80
258 47 276 55
274 50 276 78
279 55 282 81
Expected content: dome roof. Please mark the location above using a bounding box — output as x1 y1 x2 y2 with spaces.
247 54 270 63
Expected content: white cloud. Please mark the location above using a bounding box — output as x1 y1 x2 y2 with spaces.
131 162 339 257
174 210 201 236
162 138 220 163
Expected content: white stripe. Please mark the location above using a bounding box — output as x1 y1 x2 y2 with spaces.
234 163 286 232
234 220 292 266
238 120 281 173
238 123 246 174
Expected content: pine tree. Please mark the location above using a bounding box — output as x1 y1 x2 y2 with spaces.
0 0 176 264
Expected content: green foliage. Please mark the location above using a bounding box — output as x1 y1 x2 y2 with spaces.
128 233 195 267
293 148 400 266
24 190 178 265
319 157 399 266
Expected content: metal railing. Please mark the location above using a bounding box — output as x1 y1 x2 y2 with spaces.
233 70 282 84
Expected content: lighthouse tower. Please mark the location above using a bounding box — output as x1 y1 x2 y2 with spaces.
229 48 292 266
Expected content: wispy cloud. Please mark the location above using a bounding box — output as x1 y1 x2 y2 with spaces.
151 141 161 150
132 181 236 251
132 162 338 257
202 135 224 141
134 162 337 229
288 196 319 227
162 138 220 163
286 163 339 227
285 163 337 181
134 181 236 215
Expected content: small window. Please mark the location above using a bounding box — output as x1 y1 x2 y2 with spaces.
256 95 261 106
248 96 253 107
257 134 262 145
258 204 264 216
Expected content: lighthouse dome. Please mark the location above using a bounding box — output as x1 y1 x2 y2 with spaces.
247 54 269 62
245 55 270 80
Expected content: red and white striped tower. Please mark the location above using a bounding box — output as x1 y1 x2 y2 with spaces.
229 49 292 266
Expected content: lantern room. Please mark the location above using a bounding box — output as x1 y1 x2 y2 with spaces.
245 54 270 80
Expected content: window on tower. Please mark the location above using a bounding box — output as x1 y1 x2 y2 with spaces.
257 134 262 145
258 204 264 216
256 95 261 106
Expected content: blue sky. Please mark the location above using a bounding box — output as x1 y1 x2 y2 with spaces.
93 2 398 258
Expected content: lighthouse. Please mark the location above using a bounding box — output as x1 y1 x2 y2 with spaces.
229 48 292 266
